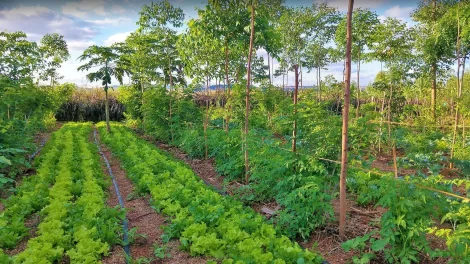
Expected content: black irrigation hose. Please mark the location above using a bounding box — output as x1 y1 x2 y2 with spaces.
28 137 48 162
93 127 131 262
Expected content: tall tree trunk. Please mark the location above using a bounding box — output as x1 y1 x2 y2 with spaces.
141 76 144 106
462 57 466 144
319 67 322 100
224 40 231 133
244 2 255 184
388 83 398 178
169 64 174 141
204 76 209 159
283 73 285 89
317 68 321 100
292 64 299 153
431 63 437 121
271 56 274 85
287 70 289 88
343 59 346 82
105 85 110 133
356 51 361 118
451 8 461 169
431 0 437 123
378 91 386 155
340 0 354 238
268 53 271 84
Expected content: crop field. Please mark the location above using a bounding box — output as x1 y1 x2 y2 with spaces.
1 0 470 263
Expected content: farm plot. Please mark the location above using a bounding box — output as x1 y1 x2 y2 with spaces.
97 122 324 264
0 123 122 263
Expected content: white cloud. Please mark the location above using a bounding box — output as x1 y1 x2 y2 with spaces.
85 17 132 26
111 5 127 14
62 0 107 18
103 31 132 46
68 40 95 51
313 0 387 12
0 5 51 17
0 5 98 42
384 5 413 18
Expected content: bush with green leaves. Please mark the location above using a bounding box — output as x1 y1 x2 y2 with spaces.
344 169 470 263
0 77 74 183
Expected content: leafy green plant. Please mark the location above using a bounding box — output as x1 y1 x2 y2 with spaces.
98 122 324 263
344 175 451 263
275 181 334 240
6 123 120 262
153 242 171 259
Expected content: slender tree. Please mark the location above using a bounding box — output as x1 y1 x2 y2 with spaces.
38 33 70 87
137 0 185 140
245 0 256 183
0 31 40 81
77 45 128 132
336 8 379 118
340 0 354 238
278 6 312 152
412 0 455 121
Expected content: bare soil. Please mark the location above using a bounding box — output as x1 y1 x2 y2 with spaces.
371 155 417 176
97 132 208 264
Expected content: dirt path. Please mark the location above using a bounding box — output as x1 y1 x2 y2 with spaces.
96 133 207 264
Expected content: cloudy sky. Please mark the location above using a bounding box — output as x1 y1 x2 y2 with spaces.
0 0 418 87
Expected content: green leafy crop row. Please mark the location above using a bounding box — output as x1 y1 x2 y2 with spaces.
98 122 324 264
1 123 121 263
0 124 71 249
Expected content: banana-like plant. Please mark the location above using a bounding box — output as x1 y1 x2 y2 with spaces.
77 45 129 132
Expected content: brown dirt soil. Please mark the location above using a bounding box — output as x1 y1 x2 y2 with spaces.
97 132 208 264
371 155 418 176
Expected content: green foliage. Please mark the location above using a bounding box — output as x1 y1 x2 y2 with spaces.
345 169 470 263
38 33 70 86
2 123 121 262
142 86 201 142
98 123 324 263
431 199 470 263
276 182 333 240
0 77 73 183
0 31 40 80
